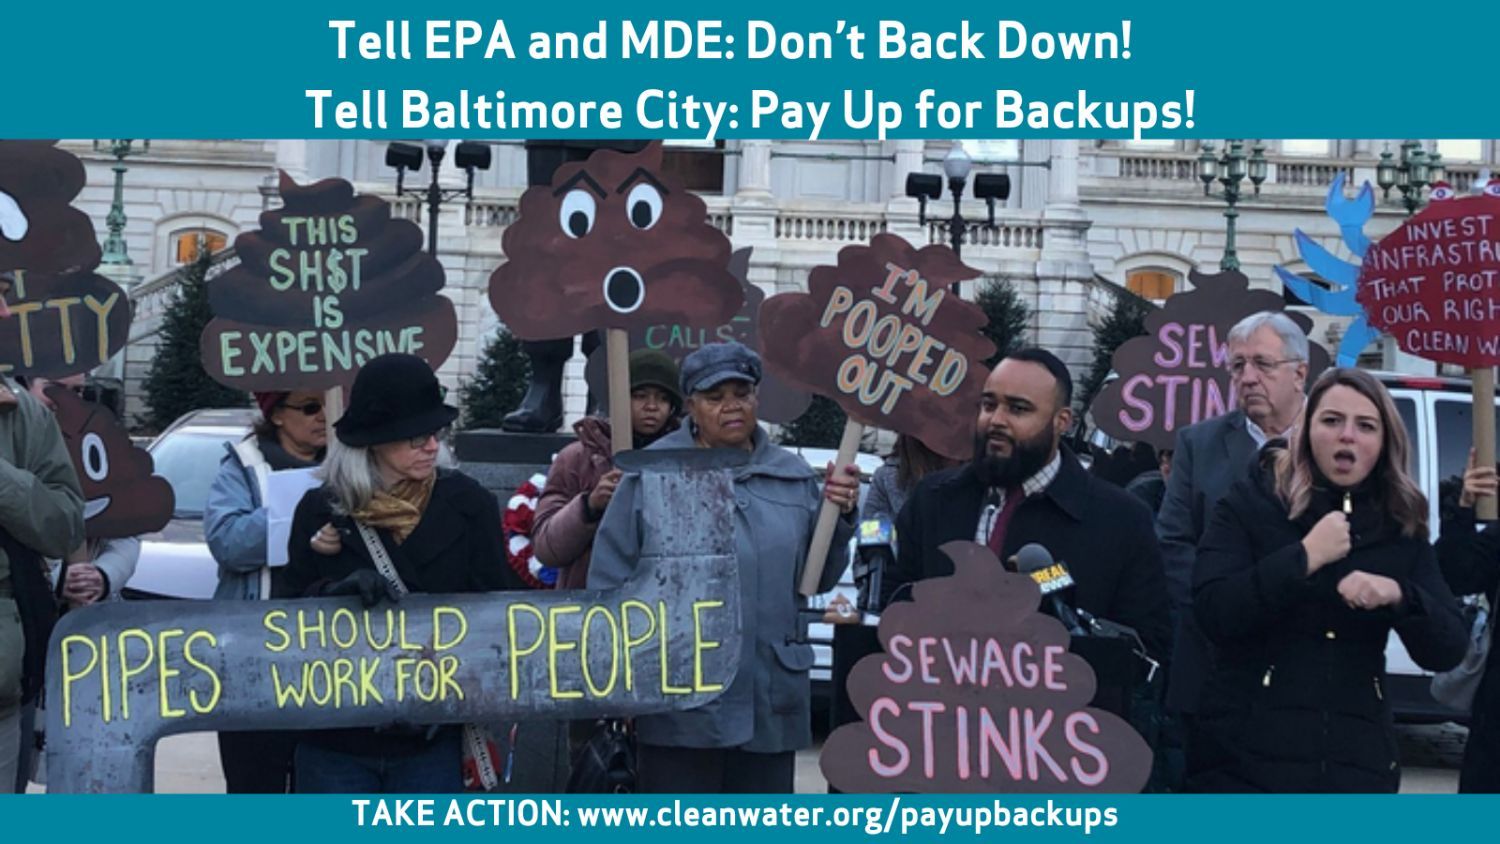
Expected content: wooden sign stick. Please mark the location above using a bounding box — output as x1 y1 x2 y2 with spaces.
798 418 864 596
608 327 632 455
1475 367 1497 521
322 387 344 434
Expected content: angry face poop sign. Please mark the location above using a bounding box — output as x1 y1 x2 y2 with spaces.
488 142 742 340
820 541 1152 793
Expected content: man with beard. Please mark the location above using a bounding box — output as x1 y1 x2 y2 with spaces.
880 348 1171 659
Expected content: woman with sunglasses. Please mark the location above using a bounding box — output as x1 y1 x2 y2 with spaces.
281 353 522 793
204 387 327 793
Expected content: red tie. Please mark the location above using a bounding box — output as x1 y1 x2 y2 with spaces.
986 487 1024 559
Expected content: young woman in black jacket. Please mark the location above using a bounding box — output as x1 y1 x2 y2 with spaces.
1191 368 1467 792
1435 446 1500 793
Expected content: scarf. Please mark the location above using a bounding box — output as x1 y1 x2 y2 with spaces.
351 475 435 545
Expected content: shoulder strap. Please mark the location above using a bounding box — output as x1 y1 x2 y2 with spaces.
354 521 410 597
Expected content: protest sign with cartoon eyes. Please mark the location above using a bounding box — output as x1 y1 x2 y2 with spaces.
199 172 458 394
47 384 174 539
488 141 744 452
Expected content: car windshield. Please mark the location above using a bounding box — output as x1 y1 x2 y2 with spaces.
150 432 238 517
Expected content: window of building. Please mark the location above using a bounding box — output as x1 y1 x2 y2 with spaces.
962 140 1020 161
1436 139 1483 162
172 228 227 264
1126 269 1176 301
1281 139 1331 156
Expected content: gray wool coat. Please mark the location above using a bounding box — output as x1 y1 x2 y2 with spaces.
587 424 854 754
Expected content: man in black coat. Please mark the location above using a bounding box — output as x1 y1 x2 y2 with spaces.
882 348 1171 661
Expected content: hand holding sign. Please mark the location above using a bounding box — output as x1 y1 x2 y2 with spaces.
759 234 994 594
1357 189 1500 518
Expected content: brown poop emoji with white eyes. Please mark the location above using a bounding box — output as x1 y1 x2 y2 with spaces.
488 141 743 340
47 384 174 539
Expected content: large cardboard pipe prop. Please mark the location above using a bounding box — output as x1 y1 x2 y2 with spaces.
47 384 173 539
487 142 743 454
584 247 812 423
199 172 458 399
1357 185 1500 519
45 449 743 793
1088 268 1329 452
0 141 131 381
820 541 1152 793
759 233 994 595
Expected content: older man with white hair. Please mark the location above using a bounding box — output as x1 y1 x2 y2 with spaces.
1158 310 1310 774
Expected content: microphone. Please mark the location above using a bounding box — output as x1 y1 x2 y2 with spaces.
854 518 896 614
1012 543 1086 636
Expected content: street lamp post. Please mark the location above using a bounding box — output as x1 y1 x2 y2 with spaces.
904 144 1011 290
385 140 493 255
92 140 150 266
1376 140 1446 216
1198 140 1267 272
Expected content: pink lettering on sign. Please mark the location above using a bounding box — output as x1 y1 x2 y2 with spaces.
1087 268 1328 451
1358 194 1500 367
821 542 1154 793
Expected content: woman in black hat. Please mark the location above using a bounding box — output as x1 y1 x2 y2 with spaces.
282 353 523 793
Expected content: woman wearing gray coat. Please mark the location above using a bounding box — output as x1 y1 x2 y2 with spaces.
588 342 860 793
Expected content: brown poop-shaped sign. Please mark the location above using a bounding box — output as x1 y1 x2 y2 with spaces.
1 268 133 379
488 141 743 340
199 172 457 392
758 233 992 459
0 140 102 274
47 384 173 539
821 541 1152 793
583 247 812 423
1088 268 1328 451
0 141 131 379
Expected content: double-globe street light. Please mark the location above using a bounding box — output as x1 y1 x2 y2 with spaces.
905 145 1012 290
1198 140 1267 272
1376 140 1447 216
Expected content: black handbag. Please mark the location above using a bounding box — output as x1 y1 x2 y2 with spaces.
1 529 58 706
566 719 636 793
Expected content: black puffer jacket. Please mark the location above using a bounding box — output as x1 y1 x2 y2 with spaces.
1190 453 1467 793
1435 506 1500 793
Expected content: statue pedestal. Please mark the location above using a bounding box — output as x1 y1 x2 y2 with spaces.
453 429 576 497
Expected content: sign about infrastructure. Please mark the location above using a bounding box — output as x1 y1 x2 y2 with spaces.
821 541 1152 793
758 233 992 460
0 141 132 378
583 247 811 422
48 384 174 540
1357 191 1500 367
1088 268 1329 451
487 141 743 341
199 172 457 392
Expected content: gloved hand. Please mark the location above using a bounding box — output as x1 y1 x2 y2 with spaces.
321 569 402 607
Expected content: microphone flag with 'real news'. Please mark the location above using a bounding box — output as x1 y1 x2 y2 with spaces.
1012 543 1086 636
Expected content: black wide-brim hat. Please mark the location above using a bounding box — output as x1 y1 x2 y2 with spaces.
334 353 458 448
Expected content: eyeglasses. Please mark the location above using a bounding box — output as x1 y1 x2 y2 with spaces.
280 401 323 416
1227 356 1301 377
406 426 450 449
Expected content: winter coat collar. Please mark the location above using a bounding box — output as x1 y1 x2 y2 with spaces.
933 444 1090 522
653 424 816 481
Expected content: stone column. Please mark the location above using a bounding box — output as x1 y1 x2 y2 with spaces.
1034 139 1097 380
885 140 927 245
729 140 778 293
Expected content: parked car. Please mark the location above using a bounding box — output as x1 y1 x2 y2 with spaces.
1083 370 1497 721
123 408 255 600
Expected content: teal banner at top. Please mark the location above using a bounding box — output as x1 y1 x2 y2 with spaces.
8 0 1499 139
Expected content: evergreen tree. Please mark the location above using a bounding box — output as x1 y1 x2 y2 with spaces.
1079 291 1154 410
777 394 848 449
974 278 1031 368
141 246 248 430
460 327 531 429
